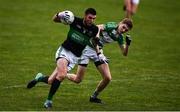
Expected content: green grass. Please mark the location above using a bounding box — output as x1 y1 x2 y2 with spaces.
0 0 180 111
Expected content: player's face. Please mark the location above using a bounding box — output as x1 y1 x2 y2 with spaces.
118 23 129 33
84 14 96 26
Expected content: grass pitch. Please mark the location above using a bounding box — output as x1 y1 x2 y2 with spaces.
0 0 180 111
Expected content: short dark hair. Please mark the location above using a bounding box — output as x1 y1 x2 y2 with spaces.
122 18 133 30
85 8 96 15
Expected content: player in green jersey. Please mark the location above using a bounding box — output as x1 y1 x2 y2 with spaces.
27 8 99 109
66 18 133 103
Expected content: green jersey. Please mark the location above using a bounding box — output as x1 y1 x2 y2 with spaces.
62 17 98 57
100 22 125 46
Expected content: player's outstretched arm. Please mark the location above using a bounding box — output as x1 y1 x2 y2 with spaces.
52 11 74 24
119 44 128 56
119 34 132 56
93 24 105 54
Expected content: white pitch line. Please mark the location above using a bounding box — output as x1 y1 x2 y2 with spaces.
2 79 126 89
2 83 47 89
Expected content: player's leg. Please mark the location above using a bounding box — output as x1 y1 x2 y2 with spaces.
44 46 79 109
95 63 111 92
131 0 139 14
66 45 90 83
26 72 52 89
27 44 78 89
48 67 58 84
44 58 68 109
77 46 110 103
90 62 111 103
124 0 132 18
26 67 59 89
66 64 87 83
125 0 140 18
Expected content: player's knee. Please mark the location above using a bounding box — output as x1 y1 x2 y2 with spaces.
104 75 112 82
56 70 67 81
74 78 82 84
48 78 53 84
56 74 66 81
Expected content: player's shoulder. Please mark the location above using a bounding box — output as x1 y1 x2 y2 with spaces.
74 16 83 21
72 16 83 24
91 23 98 29
90 23 98 33
70 16 84 28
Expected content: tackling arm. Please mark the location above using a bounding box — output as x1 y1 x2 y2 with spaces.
92 27 101 54
93 24 105 54
89 24 108 62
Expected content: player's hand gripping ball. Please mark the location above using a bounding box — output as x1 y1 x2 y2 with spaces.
58 10 74 25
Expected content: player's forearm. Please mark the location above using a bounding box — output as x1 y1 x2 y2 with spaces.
123 44 129 56
96 45 101 54
124 34 131 56
120 44 129 56
97 24 105 31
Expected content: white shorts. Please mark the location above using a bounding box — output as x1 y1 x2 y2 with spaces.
55 46 79 71
79 46 105 65
132 0 140 5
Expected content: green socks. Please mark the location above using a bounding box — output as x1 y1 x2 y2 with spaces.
47 79 61 100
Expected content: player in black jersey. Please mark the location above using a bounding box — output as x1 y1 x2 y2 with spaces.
27 8 99 109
